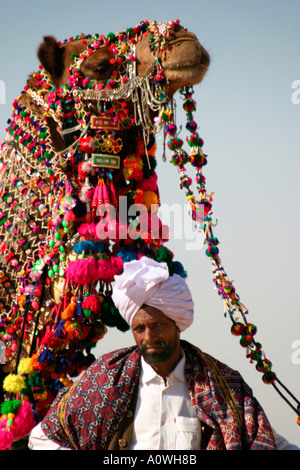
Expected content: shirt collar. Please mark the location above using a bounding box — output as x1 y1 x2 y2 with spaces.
141 350 186 384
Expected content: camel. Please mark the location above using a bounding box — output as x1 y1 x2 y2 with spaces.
0 20 210 449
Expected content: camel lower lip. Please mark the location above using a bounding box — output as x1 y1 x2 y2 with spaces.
165 63 206 72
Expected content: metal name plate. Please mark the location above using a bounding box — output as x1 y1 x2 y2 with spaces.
91 154 120 169
90 116 120 131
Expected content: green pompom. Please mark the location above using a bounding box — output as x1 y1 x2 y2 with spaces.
0 398 22 416
155 246 173 262
101 297 130 332
155 247 174 275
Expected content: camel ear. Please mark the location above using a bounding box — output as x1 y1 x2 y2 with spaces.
37 36 65 85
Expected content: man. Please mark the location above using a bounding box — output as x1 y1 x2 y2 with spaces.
28 256 277 450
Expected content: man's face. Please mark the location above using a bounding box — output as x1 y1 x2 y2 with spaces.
131 305 180 366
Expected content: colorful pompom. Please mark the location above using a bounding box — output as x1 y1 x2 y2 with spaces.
3 374 26 394
17 357 35 375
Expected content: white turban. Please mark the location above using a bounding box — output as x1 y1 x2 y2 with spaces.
112 256 194 331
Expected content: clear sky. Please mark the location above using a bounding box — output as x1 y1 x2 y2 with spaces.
0 0 299 446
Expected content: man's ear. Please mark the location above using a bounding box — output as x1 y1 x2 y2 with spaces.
37 36 65 86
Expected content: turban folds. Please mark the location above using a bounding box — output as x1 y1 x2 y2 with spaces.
112 257 194 331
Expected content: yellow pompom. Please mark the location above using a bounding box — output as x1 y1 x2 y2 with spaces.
143 191 159 211
33 390 48 401
17 294 26 306
18 357 35 375
3 374 26 394
123 154 143 169
123 154 143 181
60 377 73 388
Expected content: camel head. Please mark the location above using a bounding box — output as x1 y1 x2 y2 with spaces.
18 20 209 152
0 21 210 448
38 21 209 96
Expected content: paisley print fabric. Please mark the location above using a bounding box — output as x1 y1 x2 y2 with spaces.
41 340 276 450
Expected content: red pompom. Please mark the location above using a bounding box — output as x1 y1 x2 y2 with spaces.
79 136 94 154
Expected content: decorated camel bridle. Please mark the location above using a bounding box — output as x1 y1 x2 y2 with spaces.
0 20 298 449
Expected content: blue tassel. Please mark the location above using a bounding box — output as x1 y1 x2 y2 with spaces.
173 261 188 278
74 296 83 317
117 246 138 262
37 348 55 364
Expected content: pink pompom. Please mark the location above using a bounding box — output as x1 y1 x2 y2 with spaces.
97 256 123 283
11 401 36 441
64 210 76 221
82 78 90 88
137 172 158 191
96 257 113 282
66 256 99 285
110 255 124 275
0 401 36 449
0 428 14 451
78 223 97 240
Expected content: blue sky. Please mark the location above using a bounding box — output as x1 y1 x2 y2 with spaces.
0 0 299 445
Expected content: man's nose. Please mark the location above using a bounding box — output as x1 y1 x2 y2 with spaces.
143 327 156 344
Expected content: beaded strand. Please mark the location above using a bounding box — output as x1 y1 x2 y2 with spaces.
162 86 300 422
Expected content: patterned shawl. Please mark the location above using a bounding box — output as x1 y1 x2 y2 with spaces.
41 340 276 450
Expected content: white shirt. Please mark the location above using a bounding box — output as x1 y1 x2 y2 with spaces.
29 353 200 450
28 355 299 450
28 423 69 450
129 353 201 450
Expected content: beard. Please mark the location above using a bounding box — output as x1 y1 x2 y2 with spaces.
138 340 177 366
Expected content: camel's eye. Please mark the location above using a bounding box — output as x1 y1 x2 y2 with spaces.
95 61 110 75
81 55 113 81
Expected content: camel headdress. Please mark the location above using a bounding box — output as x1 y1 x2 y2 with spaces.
0 20 298 448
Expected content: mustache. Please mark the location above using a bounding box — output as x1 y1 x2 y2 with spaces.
138 340 176 366
138 341 167 354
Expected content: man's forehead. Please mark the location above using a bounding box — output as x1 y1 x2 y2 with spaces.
132 305 174 326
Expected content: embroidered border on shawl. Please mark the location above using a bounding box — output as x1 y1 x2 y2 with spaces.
201 352 243 432
56 382 79 449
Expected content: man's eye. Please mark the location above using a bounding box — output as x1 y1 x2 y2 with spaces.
134 325 144 333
